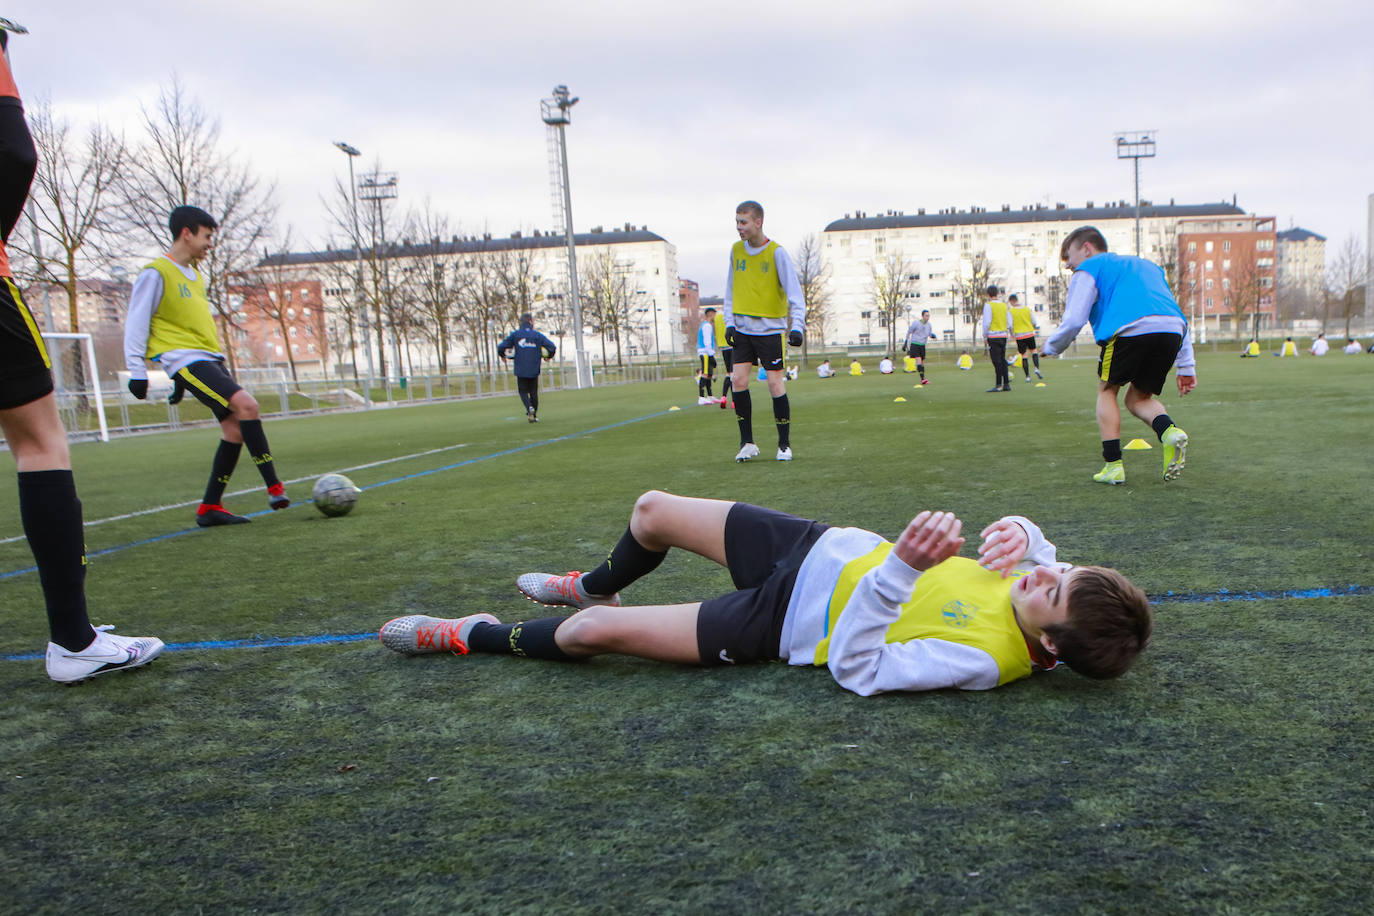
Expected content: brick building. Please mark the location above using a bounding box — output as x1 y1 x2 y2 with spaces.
1176 215 1277 338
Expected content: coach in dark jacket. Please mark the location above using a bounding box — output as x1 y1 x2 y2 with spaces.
497 313 557 422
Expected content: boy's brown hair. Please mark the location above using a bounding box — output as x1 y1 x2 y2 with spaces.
1060 226 1108 262
1044 565 1152 679
736 200 764 220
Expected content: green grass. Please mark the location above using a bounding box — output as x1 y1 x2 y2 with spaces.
2 353 1372 913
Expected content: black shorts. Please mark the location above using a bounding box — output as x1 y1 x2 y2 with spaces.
720 347 734 373
0 277 55 410
1016 336 1038 354
732 332 785 372
696 503 830 666
698 354 717 377
907 344 926 360
175 359 243 422
1098 332 1182 395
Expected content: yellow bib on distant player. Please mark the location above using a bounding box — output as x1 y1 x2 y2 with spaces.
714 309 728 346
903 355 917 372
1011 305 1035 337
958 353 974 369
813 548 1032 686
1280 340 1297 357
145 258 222 358
987 300 1010 337
730 240 788 319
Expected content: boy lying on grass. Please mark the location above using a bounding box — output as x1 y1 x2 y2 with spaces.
380 491 1152 693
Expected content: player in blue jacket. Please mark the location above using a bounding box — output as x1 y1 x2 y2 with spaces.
497 313 557 422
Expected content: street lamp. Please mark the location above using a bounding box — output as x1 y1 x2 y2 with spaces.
541 84 592 388
1114 130 1156 256
334 140 374 406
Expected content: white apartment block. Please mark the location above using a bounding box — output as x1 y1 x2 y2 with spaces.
819 200 1246 348
259 225 680 375
1275 228 1326 305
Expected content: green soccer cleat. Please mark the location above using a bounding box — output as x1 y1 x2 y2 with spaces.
1161 425 1188 480
1093 460 1126 486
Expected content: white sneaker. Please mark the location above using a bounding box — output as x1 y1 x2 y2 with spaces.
516 571 621 609
46 627 165 683
379 613 499 656
734 443 760 462
776 447 793 461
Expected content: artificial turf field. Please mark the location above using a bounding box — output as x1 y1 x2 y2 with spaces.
2 351 1371 914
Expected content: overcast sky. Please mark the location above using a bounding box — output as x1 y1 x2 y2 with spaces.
15 0 1373 295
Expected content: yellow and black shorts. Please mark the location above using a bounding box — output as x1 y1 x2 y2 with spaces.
0 277 55 410
698 354 717 377
174 359 243 421
1097 332 1182 395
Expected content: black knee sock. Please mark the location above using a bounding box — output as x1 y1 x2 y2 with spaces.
203 440 242 505
238 419 280 488
1103 439 1123 463
1022 357 1030 378
704 378 713 397
530 386 539 413
734 388 753 445
917 364 925 379
773 393 791 449
581 527 668 596
468 617 574 660
19 470 94 651
722 377 732 402
1152 414 1173 440
1032 354 1041 369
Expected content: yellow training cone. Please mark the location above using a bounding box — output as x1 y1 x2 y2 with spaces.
1124 438 1152 450
893 396 907 402
668 405 681 411
1034 382 1047 388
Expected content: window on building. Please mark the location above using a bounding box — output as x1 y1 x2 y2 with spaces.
287 307 296 319
308 343 316 354
1257 239 1274 251
289 327 297 337
1222 260 1230 271
1205 279 1214 290
1205 241 1214 253
1259 277 1273 288
1205 260 1213 271
1256 257 1274 269
303 307 311 317
1205 297 1213 308
860 310 871 319
1187 242 1196 253
942 233 953 242
1222 278 1230 290
858 333 870 345
285 290 292 302
300 287 310 300
874 238 886 255
275 345 283 355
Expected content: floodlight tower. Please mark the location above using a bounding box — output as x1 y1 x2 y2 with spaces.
1114 130 1157 256
357 169 400 380
542 84 592 388
333 141 375 405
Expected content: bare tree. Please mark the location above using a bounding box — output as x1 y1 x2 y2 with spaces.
869 253 918 353
17 102 126 336
1327 235 1368 338
246 231 306 383
952 251 1000 344
403 204 462 376
794 232 830 363
119 75 277 372
1225 258 1266 341
581 248 634 367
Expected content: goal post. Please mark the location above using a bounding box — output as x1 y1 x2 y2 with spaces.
40 332 110 443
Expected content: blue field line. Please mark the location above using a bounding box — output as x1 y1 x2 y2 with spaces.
2 582 1369 663
0 410 670 581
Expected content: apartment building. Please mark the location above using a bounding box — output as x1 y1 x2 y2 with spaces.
1176 215 1278 337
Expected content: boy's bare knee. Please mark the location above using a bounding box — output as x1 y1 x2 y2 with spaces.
631 489 670 527
556 606 616 654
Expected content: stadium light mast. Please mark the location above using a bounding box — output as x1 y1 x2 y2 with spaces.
1114 130 1156 256
334 140 374 406
541 84 592 389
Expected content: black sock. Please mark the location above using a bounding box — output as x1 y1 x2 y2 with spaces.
1032 354 1041 369
722 377 732 402
917 364 925 379
697 377 706 397
468 617 574 660
581 527 668 596
1103 439 1123 463
1152 414 1173 440
734 388 753 446
19 470 94 651
773 393 791 449
238 419 280 488
1022 357 1030 378
203 439 242 505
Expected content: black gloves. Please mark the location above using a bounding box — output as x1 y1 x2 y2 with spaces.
724 326 736 348
127 378 148 400
787 330 803 348
167 376 187 405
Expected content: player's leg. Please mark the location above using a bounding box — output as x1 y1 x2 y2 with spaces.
517 375 534 416
226 387 287 508
719 347 734 408
528 376 539 420
1121 333 1188 479
730 337 758 458
518 491 733 608
1092 380 1126 484
764 367 791 458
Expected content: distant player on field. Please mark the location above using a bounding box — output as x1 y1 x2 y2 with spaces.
902 308 935 385
981 286 1013 392
1041 226 1194 486
497 312 556 422
124 206 290 525
381 491 1153 693
1009 294 1043 382
713 306 733 409
0 24 164 682
723 201 805 462
695 307 717 402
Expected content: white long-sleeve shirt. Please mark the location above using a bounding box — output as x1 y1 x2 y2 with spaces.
778 517 1063 694
1042 271 1195 375
980 303 1013 339
723 239 806 336
123 257 225 379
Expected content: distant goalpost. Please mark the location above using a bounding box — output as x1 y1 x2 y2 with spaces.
40 332 110 443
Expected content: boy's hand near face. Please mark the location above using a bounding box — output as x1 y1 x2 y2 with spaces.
977 519 1028 578
894 510 965 572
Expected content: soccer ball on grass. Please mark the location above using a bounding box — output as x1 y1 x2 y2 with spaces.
312 473 360 517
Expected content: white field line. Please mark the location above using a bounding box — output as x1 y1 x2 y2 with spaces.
0 443 470 545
